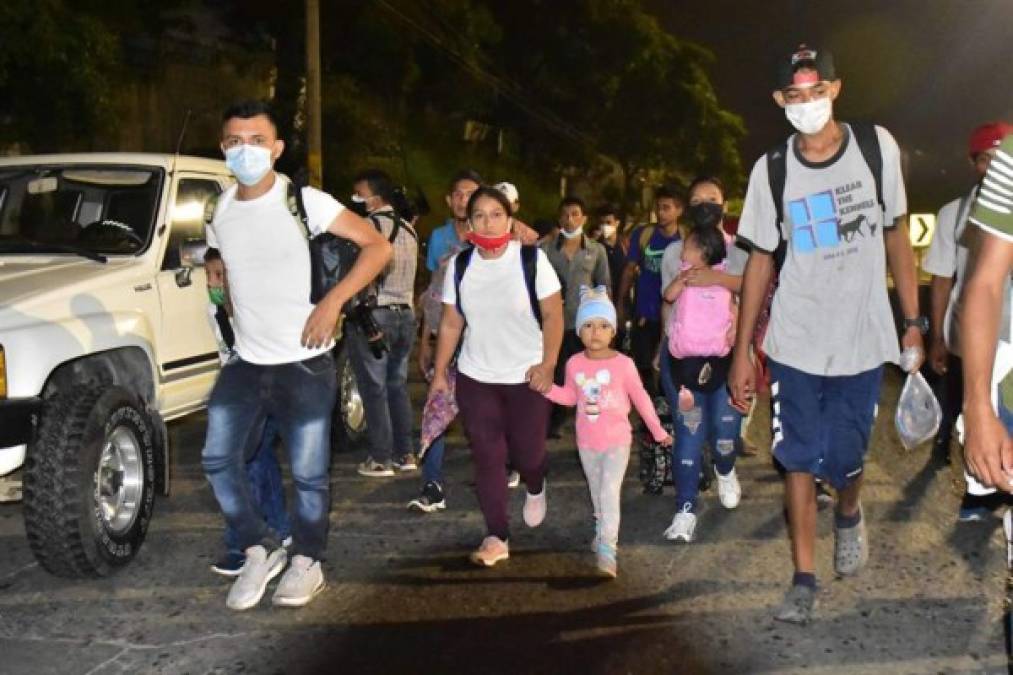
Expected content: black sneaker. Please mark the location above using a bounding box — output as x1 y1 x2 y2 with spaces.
211 551 246 577
408 481 446 513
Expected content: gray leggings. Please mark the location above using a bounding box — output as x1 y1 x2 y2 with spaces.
578 446 631 551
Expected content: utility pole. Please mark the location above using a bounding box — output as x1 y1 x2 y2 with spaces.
305 0 323 187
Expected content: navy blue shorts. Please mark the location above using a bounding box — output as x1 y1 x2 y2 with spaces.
768 360 884 490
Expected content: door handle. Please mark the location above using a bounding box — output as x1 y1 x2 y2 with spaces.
134 283 152 292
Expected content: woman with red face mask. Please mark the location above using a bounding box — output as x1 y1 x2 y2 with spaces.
430 186 564 567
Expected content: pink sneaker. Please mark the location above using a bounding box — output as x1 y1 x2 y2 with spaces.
469 536 509 567
523 483 547 527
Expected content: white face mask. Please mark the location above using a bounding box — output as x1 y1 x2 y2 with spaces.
785 96 832 135
602 224 617 238
224 144 274 186
560 226 583 240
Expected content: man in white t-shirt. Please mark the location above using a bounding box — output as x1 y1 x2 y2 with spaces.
203 100 392 611
729 45 923 624
924 122 1012 521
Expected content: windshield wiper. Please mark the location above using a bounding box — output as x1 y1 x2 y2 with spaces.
0 241 108 263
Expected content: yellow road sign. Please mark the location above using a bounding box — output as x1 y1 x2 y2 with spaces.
909 213 936 248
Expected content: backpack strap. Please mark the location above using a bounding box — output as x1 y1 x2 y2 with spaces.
213 304 235 351
520 244 543 327
285 178 312 240
638 225 656 257
453 245 476 323
765 139 790 271
849 121 885 216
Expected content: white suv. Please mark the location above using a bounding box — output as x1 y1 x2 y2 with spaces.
0 153 365 577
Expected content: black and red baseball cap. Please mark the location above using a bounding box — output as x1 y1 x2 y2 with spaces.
776 44 837 90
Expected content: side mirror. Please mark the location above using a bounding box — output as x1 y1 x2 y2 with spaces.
179 238 208 268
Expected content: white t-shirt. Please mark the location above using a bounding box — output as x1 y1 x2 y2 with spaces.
923 188 976 353
442 241 561 384
737 124 907 376
206 175 344 365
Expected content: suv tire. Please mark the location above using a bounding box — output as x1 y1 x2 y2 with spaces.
23 384 157 577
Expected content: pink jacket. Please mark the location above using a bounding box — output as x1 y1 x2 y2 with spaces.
547 352 667 451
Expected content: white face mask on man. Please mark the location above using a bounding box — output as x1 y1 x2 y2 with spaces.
785 96 832 135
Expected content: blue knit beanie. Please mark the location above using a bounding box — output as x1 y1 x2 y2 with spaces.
575 285 616 331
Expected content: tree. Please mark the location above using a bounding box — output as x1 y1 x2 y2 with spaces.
483 0 745 214
0 1 193 152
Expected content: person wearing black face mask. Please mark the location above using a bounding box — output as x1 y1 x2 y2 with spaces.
656 176 753 525
687 201 725 231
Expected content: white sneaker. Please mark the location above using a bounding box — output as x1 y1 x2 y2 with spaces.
226 545 287 611
507 470 521 489
523 483 547 527
716 467 742 509
663 506 697 543
272 555 325 607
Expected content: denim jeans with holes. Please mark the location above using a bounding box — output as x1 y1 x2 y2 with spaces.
667 385 741 513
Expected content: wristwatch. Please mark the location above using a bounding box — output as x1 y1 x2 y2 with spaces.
902 316 929 335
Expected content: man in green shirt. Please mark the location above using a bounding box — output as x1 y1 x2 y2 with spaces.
962 132 1013 489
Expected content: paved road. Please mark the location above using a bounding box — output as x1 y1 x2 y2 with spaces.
0 370 1008 674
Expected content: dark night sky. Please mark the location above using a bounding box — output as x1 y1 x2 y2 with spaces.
648 0 1013 211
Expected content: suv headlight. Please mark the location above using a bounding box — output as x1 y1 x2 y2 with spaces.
0 344 6 398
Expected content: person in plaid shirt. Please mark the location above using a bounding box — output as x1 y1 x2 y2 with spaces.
350 168 420 478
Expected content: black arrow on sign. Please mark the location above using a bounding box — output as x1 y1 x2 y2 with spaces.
915 216 930 244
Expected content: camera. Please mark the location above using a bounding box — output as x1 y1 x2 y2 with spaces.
347 295 388 359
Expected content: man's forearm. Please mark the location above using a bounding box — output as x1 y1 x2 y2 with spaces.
885 222 919 321
732 252 773 355
929 275 953 343
962 285 1002 412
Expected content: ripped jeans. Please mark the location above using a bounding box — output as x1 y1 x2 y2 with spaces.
669 385 741 512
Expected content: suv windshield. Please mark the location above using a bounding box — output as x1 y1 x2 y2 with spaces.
0 165 163 256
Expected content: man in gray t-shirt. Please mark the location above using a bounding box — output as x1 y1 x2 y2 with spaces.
728 43 924 625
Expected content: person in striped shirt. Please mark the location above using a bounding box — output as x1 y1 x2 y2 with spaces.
962 132 1013 491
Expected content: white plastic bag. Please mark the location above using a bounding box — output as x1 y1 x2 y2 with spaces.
895 371 942 450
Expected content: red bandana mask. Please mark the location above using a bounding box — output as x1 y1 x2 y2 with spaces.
466 230 512 252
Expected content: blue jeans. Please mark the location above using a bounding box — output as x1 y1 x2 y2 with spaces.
203 354 337 561
422 433 446 485
347 306 416 462
222 417 291 554
662 354 741 511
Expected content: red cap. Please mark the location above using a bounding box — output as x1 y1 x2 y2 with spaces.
968 122 1013 157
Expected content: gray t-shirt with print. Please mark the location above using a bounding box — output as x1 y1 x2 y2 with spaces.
736 124 907 377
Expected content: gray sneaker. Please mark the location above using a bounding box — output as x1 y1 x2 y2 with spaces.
272 555 325 607
773 584 816 624
358 457 395 478
226 545 287 611
834 505 868 576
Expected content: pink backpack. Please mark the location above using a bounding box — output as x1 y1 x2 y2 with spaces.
668 260 733 359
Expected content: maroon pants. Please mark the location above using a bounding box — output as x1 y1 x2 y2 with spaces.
456 372 551 541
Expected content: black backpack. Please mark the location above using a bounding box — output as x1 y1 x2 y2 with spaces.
453 244 542 328
765 121 885 271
